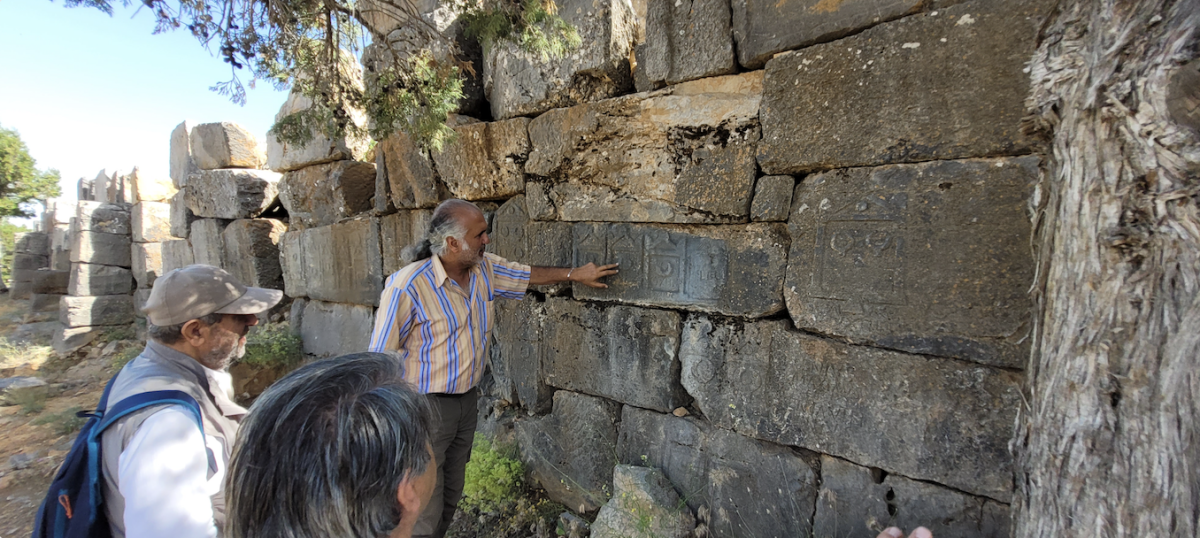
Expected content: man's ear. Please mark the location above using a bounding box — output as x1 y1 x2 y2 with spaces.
445 235 461 254
180 318 208 346
396 472 422 522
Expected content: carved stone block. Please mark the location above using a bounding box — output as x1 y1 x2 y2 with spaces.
572 221 787 317
70 231 131 268
278 160 376 229
379 130 440 209
731 0 923 69
750 175 793 222
75 203 130 236
786 157 1037 367
432 117 528 201
60 295 134 328
634 0 735 91
222 219 286 290
515 391 620 512
131 202 172 243
301 219 384 306
185 169 281 220
70 263 134 296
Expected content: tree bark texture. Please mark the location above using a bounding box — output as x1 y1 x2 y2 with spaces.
1015 0 1200 536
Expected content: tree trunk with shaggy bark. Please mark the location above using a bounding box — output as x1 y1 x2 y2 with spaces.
1014 0 1200 535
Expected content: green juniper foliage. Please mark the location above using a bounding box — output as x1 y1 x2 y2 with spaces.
61 0 579 150
239 322 303 369
0 126 61 218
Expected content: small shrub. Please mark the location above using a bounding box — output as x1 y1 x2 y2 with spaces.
14 388 46 415
0 336 54 369
110 346 141 370
97 325 136 344
461 436 526 512
33 406 86 436
239 323 303 369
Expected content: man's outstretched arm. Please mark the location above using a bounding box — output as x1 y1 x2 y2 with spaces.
529 263 619 288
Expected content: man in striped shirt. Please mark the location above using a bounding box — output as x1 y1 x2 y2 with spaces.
369 199 617 538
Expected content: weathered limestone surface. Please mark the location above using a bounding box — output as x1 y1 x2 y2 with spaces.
53 326 103 355
786 157 1037 367
30 293 64 314
130 168 177 203
134 288 151 319
432 117 529 201
730 0 923 69
279 161 376 229
169 191 196 238
185 169 281 219
131 243 163 289
634 0 735 91
12 254 49 272
170 121 198 188
278 231 307 298
49 224 71 271
591 465 695 538
679 317 1020 500
267 92 370 172
298 300 373 357
483 0 636 120
379 210 433 276
161 239 194 274
572 222 788 317
15 232 50 255
75 203 131 236
189 122 266 170
60 295 134 328
132 202 172 243
750 175 793 222
757 0 1047 173
190 220 228 268
93 170 113 204
378 130 441 209
815 455 1010 538
70 231 131 268
541 298 687 412
618 406 818 538
9 281 32 301
491 196 571 269
516 391 620 512
296 219 383 306
527 73 763 223
69 263 134 296
222 219 286 290
31 270 69 295
491 297 553 413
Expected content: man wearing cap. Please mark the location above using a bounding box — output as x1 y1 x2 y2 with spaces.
100 264 282 538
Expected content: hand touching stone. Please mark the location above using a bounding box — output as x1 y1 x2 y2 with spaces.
570 262 619 288
877 527 933 538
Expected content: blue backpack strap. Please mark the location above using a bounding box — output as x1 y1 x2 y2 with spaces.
83 390 204 528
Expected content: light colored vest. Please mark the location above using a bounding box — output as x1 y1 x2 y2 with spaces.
100 341 246 537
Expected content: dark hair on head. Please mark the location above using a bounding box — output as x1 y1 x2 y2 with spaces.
400 199 478 264
225 352 433 538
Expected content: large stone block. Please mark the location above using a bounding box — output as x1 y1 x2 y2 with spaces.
731 0 923 69
70 231 131 268
786 157 1037 367
378 130 441 209
298 299 374 357
189 121 266 170
15 232 50 255
31 270 69 295
75 202 131 235
490 297 553 413
679 317 1021 500
526 73 763 223
131 202 172 243
278 161 376 229
540 298 686 413
815 455 1010 538
516 391 620 512
634 0 735 91
190 219 228 268
169 190 196 238
92 170 113 204
483 0 636 120
130 168 177 203
30 293 65 314
222 219 286 289
12 253 50 271
490 196 571 269
9 281 32 300
53 325 103 355
618 406 818 538
131 243 163 289
69 263 134 296
60 295 134 328
185 169 281 219
757 0 1047 173
379 210 433 276
431 117 528 201
170 121 199 188
279 231 307 298
750 175 793 222
49 223 71 271
301 219 384 306
267 92 370 172
572 222 787 317
591 465 695 538
161 239 194 274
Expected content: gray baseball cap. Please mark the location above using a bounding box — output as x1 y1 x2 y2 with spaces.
142 264 283 326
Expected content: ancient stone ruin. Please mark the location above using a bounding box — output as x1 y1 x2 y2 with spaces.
23 0 1049 534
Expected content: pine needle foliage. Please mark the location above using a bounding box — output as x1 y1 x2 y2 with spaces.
62 0 579 150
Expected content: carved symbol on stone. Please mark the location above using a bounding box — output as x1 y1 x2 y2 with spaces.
815 220 907 306
685 238 726 302
574 225 606 268
609 226 643 289
647 231 684 293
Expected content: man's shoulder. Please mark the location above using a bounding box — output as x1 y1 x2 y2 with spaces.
387 258 436 290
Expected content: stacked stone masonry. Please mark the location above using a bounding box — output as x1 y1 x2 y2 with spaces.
22 0 1048 533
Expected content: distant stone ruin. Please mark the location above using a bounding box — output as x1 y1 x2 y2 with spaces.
23 0 1049 534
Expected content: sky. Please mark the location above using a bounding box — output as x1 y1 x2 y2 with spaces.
0 0 291 212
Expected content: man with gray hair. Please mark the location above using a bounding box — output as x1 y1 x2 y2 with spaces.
101 264 282 537
369 198 617 538
225 353 436 538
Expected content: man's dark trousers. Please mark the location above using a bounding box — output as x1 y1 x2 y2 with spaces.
414 387 479 538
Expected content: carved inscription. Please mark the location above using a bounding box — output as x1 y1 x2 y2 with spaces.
811 195 908 306
493 200 528 261
572 223 731 306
